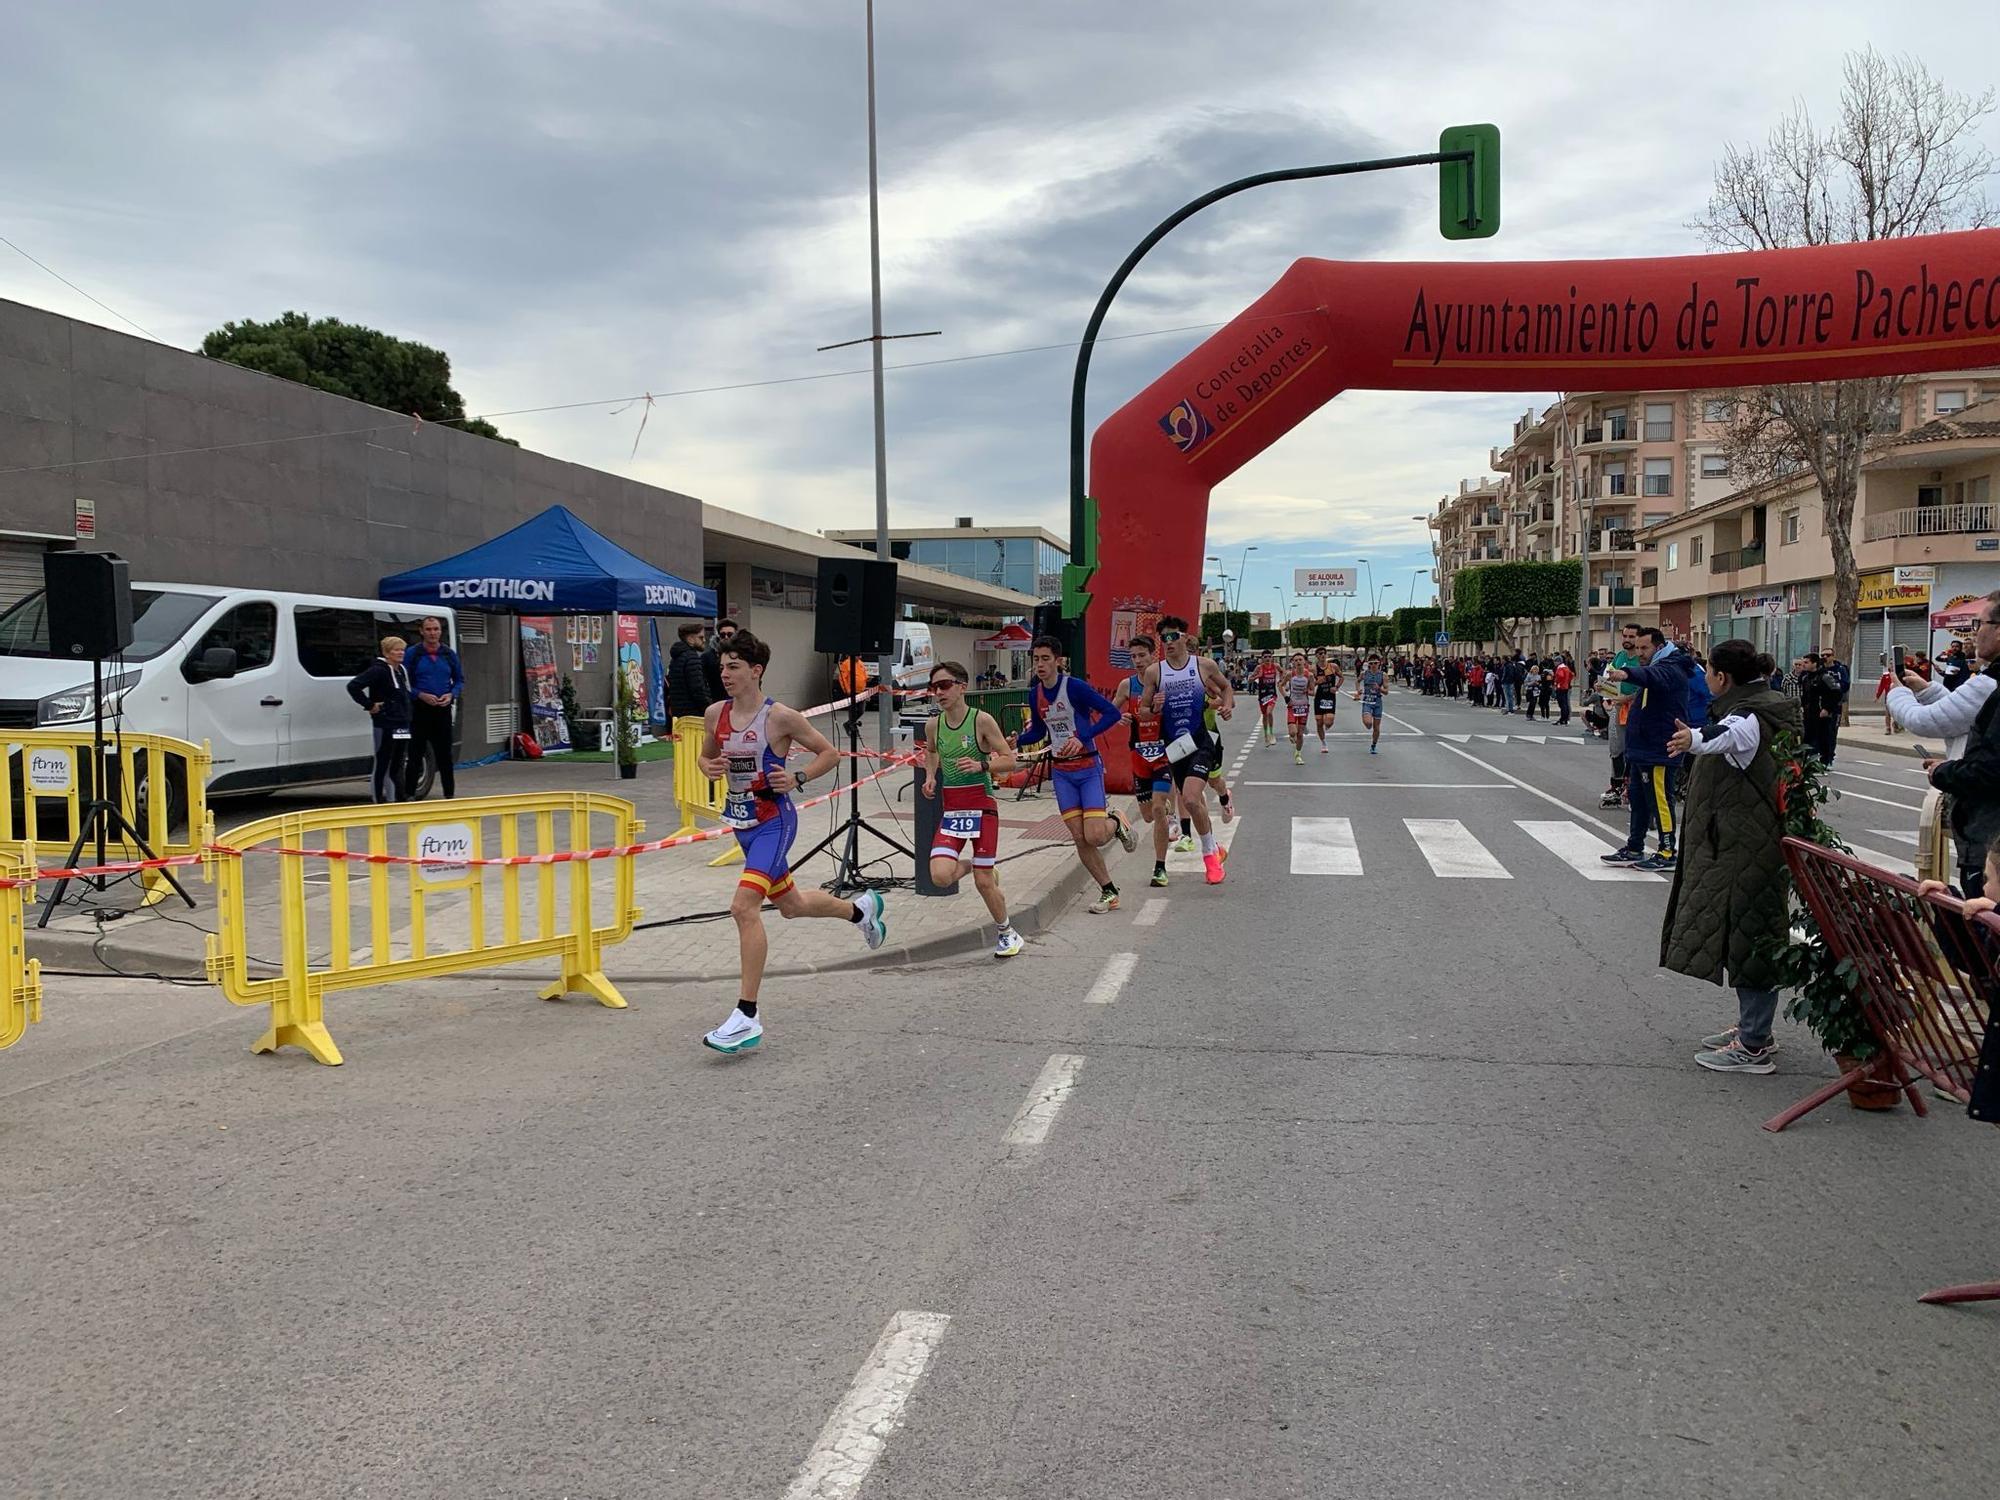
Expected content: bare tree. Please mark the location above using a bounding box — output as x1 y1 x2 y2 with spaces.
1691 48 1994 675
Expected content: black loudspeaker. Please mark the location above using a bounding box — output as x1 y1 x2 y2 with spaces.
814 557 898 656
43 549 133 659
1031 602 1072 658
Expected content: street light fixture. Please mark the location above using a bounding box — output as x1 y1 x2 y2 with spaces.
1357 557 1375 619
1235 545 1258 615
1273 585 1287 648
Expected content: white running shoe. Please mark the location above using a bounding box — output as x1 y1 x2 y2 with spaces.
854 890 888 950
1112 812 1137 853
1087 887 1120 913
702 1007 762 1055
1219 797 1234 825
993 925 1025 958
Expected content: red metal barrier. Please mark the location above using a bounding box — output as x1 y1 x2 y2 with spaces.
1775 838 2000 1304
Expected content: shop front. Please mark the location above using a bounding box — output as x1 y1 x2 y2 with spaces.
1851 567 1933 681
1926 560 2000 656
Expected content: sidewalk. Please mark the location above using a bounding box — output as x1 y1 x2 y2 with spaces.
22 755 1118 985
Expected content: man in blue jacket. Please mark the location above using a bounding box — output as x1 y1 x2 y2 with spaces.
404 616 463 798
1600 626 1694 873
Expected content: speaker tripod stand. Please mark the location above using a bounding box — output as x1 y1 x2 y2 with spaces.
794 691 916 896
36 656 197 928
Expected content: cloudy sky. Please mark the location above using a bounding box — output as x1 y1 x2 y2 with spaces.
5 0 1998 621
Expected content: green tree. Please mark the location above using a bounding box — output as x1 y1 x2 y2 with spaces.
1247 628 1282 651
1457 561 1580 644
1199 610 1251 644
201 311 516 444
1448 604 1495 644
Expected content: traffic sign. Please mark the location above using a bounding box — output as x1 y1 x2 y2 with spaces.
1439 124 1500 241
1434 630 1451 646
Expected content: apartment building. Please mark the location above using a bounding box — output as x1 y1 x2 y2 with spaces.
1435 388 1733 652
1432 370 2000 658
1642 382 2000 684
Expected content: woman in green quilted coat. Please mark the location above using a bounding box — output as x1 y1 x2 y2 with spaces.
1660 639 1803 1074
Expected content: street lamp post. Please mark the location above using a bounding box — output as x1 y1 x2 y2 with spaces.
1234 545 1257 615
1358 557 1375 621
1061 144 1481 665
1273 586 1287 648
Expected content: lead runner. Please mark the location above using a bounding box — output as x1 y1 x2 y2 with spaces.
696 631 889 1056
1140 615 1235 886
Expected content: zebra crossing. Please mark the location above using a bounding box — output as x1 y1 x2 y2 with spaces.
1288 815 1663 882
1435 732 1592 746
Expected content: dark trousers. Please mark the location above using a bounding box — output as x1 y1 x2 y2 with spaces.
370 723 409 804
1555 688 1571 723
1807 714 1839 766
1626 761 1677 854
410 700 455 797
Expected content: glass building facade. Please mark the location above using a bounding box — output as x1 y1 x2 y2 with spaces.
847 534 1065 599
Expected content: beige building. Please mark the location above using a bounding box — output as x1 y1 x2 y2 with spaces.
1433 371 2000 661
1640 389 2000 685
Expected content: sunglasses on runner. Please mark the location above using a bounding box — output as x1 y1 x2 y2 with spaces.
929 676 965 691
1159 629 1184 642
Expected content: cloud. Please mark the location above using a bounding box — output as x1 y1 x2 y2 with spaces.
4 0 1995 621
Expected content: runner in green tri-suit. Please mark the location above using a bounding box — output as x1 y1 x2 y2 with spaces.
922 661 1025 957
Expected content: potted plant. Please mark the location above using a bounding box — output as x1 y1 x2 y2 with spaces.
615 671 641 780
1753 729 1899 1109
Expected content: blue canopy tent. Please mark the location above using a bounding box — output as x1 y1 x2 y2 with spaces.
379 505 715 766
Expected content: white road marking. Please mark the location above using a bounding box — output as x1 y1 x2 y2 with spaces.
1132 897 1168 926
1163 812 1241 873
1382 713 1426 737
783 1310 951 1500
1003 1054 1087 1148
1827 786 1924 812
1441 733 1472 743
1476 734 1510 744
1833 768 1936 792
1083 951 1140 1004
1514 734 1547 744
1405 818 1511 879
1241 781 1507 789
1868 827 1921 846
1434 741 1630 839
1844 843 1915 873
1517 821 1661 881
1291 817 1363 874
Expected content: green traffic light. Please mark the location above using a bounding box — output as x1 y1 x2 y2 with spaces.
1439 124 1501 240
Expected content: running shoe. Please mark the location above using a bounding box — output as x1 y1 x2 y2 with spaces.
1368 743 1377 755
1203 851 1226 885
1112 813 1137 853
1218 797 1234 825
1088 886 1120 913
1633 852 1677 874
1174 833 1196 853
993 925 1025 959
702 1007 762 1055
1294 749 1304 764
1600 847 1643 864
1694 1041 1776 1074
1320 743 1329 754
1700 1026 1779 1054
1150 865 1169 888
854 890 888 950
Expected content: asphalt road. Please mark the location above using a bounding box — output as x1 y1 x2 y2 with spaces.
3 690 1994 1499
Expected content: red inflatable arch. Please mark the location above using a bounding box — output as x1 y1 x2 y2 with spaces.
1082 231 2000 733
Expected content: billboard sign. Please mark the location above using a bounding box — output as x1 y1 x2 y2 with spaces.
1294 567 1357 596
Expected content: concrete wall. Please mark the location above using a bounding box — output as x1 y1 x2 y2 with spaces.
0 299 703 749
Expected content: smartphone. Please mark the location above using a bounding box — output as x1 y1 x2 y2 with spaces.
1911 744 1934 759
1893 645 1906 676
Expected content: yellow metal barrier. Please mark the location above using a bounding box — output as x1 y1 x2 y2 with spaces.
2 852 42 1051
2 730 214 907
668 714 742 867
204 792 642 1066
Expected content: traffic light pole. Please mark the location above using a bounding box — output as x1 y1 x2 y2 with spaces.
1063 146 1480 665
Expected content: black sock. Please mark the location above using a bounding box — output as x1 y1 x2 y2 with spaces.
1102 882 1117 897
738 1000 758 1018
1180 819 1192 837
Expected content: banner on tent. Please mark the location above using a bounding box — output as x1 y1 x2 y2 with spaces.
519 616 571 753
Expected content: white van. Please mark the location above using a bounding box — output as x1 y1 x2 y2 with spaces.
890 621 935 690
0 583 457 808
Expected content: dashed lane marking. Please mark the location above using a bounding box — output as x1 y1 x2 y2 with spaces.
783 1311 952 1500
1082 951 1139 1004
1002 1054 1087 1150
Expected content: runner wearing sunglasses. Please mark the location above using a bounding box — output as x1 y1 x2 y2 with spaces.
922 661 1025 957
